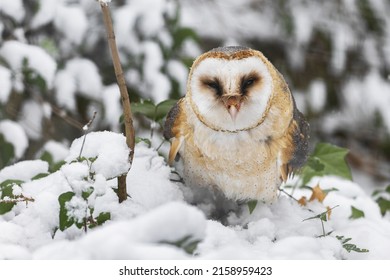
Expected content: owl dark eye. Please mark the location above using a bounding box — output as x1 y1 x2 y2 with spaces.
205 80 223 96
240 75 258 95
243 78 255 87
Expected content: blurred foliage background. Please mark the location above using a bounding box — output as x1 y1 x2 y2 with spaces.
0 0 389 187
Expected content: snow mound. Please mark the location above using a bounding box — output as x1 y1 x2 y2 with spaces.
0 120 28 159
33 202 205 259
0 65 12 103
0 160 48 183
1 132 390 260
0 41 56 89
66 131 130 179
127 143 184 209
0 0 25 23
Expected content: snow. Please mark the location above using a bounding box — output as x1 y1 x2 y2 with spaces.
167 60 189 94
127 144 183 209
65 58 103 100
1 131 390 260
34 201 204 259
0 65 12 103
54 70 77 110
308 80 327 113
0 160 48 183
0 0 25 23
180 0 390 74
142 41 171 103
66 131 130 179
342 70 390 132
54 5 88 45
1 0 390 261
0 41 57 90
54 58 103 111
114 0 177 102
98 0 112 5
102 85 122 132
0 120 28 159
19 100 44 140
31 0 58 29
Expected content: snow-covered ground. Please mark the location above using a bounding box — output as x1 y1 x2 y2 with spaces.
1 0 389 261
0 131 389 260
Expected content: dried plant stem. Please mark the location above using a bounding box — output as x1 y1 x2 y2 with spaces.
99 2 135 203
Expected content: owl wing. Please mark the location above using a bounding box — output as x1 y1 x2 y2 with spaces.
163 98 186 165
280 99 310 182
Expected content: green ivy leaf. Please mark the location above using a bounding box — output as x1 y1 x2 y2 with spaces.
32 173 49 180
0 180 23 215
0 179 24 188
131 100 156 120
0 184 15 214
131 99 177 123
336 235 369 253
0 133 15 168
306 157 325 172
372 185 390 216
247 200 258 214
51 160 66 172
376 197 390 216
135 137 152 147
88 156 98 163
349 206 365 219
162 235 200 255
40 152 66 173
96 212 111 226
40 151 53 165
301 143 352 186
172 27 199 51
155 99 177 122
82 187 94 200
58 192 76 231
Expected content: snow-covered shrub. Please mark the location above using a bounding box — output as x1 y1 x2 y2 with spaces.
0 0 200 169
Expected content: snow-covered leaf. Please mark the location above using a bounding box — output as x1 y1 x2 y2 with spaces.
58 191 76 231
0 180 23 214
82 187 94 200
162 235 200 255
31 173 49 181
336 236 369 253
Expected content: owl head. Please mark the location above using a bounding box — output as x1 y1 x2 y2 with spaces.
187 46 289 133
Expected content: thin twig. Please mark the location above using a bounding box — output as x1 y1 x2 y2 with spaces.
279 188 315 213
78 111 97 159
156 138 166 151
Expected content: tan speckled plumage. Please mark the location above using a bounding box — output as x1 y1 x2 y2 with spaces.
164 46 309 203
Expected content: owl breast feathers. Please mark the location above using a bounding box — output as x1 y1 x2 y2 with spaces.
164 46 309 203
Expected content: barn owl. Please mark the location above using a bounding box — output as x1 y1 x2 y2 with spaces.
164 46 309 203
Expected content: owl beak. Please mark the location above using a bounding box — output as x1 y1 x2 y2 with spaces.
224 96 241 121
227 104 240 120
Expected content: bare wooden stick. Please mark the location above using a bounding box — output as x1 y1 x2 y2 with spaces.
99 1 135 203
